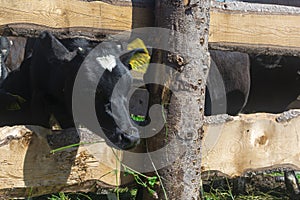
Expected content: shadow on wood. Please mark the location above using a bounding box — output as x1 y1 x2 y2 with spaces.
0 126 128 198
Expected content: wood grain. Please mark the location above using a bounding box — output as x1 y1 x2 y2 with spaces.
202 111 300 177
209 1 300 55
1 0 300 55
0 0 154 33
0 126 129 198
210 11 300 50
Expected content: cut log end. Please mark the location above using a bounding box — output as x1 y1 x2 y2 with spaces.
202 110 300 177
0 126 130 198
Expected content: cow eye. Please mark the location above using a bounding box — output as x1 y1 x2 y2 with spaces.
104 103 113 115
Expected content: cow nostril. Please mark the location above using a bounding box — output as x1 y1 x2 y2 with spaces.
114 127 140 150
127 127 139 137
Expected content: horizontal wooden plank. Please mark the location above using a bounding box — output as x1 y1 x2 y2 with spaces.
0 0 154 37
209 1 300 55
1 0 300 53
235 0 300 7
95 0 155 7
0 0 300 55
202 110 300 177
0 126 133 198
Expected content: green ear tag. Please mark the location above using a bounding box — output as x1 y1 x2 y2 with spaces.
130 114 146 122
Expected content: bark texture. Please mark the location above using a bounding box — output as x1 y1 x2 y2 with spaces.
146 0 211 199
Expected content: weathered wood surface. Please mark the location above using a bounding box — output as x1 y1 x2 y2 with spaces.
1 110 300 198
0 0 154 39
202 110 300 177
1 0 300 55
210 1 300 56
236 0 300 7
92 0 155 7
0 126 130 198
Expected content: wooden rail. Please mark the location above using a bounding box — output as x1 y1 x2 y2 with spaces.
0 0 300 197
209 1 300 55
0 0 300 55
0 0 154 39
202 110 300 176
0 126 132 198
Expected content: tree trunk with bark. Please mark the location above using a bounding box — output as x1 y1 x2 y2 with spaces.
145 0 211 199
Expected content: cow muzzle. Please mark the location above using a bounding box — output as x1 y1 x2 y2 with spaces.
110 126 140 150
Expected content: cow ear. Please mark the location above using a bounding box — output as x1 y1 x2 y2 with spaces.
39 31 77 63
0 36 10 59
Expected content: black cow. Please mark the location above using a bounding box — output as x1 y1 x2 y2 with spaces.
4 37 27 71
0 36 10 84
0 32 141 150
243 54 300 113
205 52 300 116
205 50 251 116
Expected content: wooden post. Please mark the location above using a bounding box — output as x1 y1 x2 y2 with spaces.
145 0 211 199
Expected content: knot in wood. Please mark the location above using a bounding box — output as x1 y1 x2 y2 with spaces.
183 0 190 6
167 53 187 72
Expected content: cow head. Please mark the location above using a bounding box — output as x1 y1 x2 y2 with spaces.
35 32 139 149
95 66 140 150
74 41 140 150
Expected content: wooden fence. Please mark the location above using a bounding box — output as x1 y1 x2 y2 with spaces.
0 0 300 198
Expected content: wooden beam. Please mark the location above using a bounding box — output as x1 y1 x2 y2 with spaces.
1 0 300 55
94 0 155 7
0 126 133 198
0 0 154 39
202 110 300 177
236 0 300 7
209 1 300 56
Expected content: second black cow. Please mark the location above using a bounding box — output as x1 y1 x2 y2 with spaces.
205 50 251 116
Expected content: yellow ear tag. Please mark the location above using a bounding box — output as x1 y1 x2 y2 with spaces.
127 38 150 73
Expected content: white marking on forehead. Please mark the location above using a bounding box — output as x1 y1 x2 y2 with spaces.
96 55 116 72
1 49 7 55
9 40 13 46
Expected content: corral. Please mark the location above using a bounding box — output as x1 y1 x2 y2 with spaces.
0 0 299 199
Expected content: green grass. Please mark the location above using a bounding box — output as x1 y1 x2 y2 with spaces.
48 192 71 200
32 191 136 200
265 171 300 182
296 173 300 182
203 172 291 200
32 189 290 200
204 189 234 200
41 192 94 200
204 190 289 200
